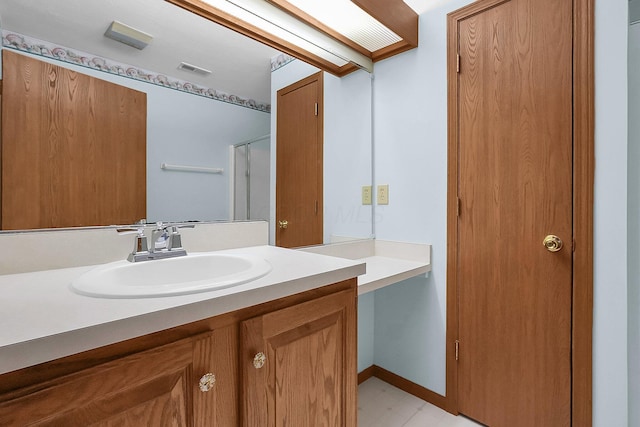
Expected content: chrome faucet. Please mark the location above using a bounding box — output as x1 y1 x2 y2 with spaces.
118 222 194 262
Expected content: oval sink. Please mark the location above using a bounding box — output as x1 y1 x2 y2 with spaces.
71 253 272 298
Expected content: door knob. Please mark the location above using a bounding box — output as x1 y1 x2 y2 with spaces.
253 352 266 369
278 220 288 229
543 235 563 252
198 373 216 392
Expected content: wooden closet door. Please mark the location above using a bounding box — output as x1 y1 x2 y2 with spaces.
1 50 146 230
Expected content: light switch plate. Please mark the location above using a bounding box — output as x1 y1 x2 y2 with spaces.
377 184 389 205
362 186 372 205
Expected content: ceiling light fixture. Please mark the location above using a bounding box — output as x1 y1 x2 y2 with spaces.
284 0 401 52
200 0 374 72
104 21 153 50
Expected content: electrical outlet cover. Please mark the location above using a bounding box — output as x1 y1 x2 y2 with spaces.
362 186 372 205
377 184 389 205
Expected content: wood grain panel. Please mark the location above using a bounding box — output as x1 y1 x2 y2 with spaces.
0 333 212 426
192 325 239 426
276 72 323 248
1 50 146 230
572 0 595 425
242 288 357 426
272 313 342 425
454 0 573 425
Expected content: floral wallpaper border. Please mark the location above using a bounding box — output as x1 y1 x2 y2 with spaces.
270 53 296 71
1 31 271 113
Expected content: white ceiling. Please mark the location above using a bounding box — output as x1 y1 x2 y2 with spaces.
0 0 281 104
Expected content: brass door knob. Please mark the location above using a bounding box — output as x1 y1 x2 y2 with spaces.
198 373 216 392
543 235 563 252
253 352 266 369
278 220 289 229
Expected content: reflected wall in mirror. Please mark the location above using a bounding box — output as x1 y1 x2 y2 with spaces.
0 0 372 244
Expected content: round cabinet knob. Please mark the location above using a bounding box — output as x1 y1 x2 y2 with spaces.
543 235 563 252
253 352 266 369
198 373 216 392
278 220 289 229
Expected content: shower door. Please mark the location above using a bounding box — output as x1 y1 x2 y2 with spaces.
233 138 270 221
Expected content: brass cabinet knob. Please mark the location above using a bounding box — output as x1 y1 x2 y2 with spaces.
543 235 563 252
253 352 266 369
198 373 216 392
278 220 289 229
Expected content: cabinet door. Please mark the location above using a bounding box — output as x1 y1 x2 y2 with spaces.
242 289 357 426
0 329 235 426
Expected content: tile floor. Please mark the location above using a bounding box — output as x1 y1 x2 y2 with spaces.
358 377 484 427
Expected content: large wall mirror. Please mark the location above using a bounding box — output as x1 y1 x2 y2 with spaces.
0 0 373 245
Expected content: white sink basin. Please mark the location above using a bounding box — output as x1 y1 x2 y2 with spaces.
71 252 272 298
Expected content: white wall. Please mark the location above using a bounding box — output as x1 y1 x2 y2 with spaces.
629 21 640 427
269 61 373 245
4 49 270 223
370 1 630 424
594 1 629 425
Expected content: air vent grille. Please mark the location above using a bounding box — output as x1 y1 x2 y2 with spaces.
178 62 212 76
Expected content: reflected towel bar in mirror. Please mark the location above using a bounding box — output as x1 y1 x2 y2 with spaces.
161 163 224 174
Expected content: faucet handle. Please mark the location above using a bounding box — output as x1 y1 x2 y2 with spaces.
116 226 143 235
133 229 149 254
166 226 184 251
158 222 195 230
117 227 149 262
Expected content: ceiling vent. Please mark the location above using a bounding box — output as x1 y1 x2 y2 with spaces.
104 21 153 50
178 62 213 76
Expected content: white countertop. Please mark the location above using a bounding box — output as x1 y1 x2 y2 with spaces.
0 245 365 375
299 239 431 295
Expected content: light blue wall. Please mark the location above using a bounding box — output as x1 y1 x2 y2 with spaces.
367 0 630 425
358 292 375 372
593 1 629 426
370 0 473 397
628 19 640 427
373 276 444 388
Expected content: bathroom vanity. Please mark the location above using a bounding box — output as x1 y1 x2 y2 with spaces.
0 245 365 426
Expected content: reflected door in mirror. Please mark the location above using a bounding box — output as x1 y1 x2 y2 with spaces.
276 72 323 248
1 50 146 230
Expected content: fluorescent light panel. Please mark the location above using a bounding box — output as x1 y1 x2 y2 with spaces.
286 0 401 51
201 0 373 71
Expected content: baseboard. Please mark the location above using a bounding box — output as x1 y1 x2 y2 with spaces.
358 365 450 413
358 365 375 384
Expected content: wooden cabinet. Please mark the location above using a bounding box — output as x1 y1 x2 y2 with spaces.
0 280 357 426
242 288 357 426
0 327 238 427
